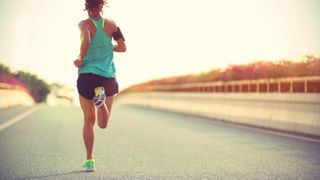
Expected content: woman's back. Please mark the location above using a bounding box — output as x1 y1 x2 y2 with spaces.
78 18 116 78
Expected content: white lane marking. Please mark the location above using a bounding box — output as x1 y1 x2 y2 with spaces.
0 106 38 132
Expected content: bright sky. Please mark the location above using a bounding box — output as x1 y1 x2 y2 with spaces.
0 0 319 90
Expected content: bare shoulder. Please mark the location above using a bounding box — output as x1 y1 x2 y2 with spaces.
78 19 90 30
104 18 117 32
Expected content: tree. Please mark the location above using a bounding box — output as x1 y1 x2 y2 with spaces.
15 71 51 102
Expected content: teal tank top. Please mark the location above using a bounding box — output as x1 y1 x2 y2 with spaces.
78 18 115 78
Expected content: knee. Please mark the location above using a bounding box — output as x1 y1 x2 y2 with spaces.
84 115 95 126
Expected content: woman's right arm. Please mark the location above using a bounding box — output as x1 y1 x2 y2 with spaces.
110 21 126 52
113 37 126 52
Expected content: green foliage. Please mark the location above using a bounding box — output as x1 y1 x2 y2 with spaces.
0 64 12 75
15 71 51 102
0 63 51 103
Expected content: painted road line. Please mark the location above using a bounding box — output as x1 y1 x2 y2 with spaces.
0 106 38 132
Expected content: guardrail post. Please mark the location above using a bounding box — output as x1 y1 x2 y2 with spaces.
304 79 307 93
134 76 319 94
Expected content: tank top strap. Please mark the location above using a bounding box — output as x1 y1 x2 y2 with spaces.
90 18 105 29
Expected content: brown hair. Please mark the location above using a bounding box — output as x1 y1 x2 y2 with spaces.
85 0 107 14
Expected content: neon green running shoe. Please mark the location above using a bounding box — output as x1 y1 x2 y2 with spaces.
84 159 95 172
82 155 94 167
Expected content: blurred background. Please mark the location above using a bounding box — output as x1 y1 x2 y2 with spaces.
0 0 319 106
1 0 320 179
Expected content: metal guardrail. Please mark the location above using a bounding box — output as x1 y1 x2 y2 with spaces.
129 76 320 93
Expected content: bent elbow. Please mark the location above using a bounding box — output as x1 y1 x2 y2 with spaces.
121 45 127 52
119 44 126 52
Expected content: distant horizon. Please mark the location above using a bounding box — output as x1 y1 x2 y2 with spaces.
0 0 319 90
2 54 319 88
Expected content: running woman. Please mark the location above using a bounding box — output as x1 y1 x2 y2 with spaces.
74 0 126 172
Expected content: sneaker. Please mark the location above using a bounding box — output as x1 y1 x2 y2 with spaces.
82 155 94 167
93 87 106 108
85 159 95 172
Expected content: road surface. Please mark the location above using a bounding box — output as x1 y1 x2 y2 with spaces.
0 104 319 179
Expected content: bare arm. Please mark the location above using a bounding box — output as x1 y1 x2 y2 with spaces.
110 21 126 52
74 21 91 68
113 38 126 52
79 21 91 59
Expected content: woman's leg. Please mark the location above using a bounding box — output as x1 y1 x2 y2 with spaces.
97 95 115 129
79 95 96 160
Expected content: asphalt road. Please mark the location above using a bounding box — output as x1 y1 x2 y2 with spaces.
0 104 319 179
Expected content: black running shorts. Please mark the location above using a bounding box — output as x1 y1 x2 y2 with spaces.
77 73 119 100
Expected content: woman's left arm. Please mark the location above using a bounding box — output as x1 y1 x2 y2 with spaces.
74 21 91 68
